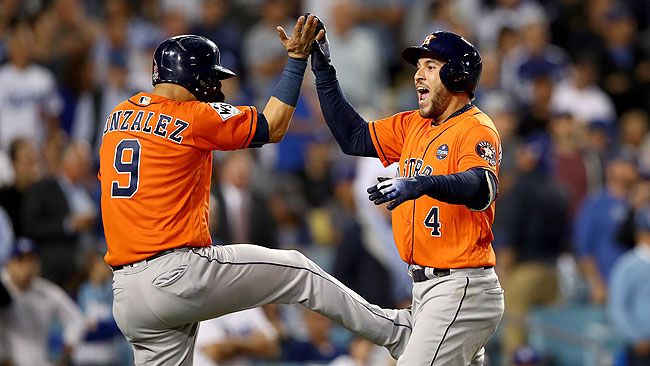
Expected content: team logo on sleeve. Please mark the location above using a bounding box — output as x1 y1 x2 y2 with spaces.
476 140 497 166
436 144 449 160
210 102 242 121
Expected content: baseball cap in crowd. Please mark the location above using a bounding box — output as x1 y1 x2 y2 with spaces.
635 206 650 233
9 237 39 259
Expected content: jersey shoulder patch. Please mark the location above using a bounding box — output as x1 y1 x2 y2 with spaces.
476 140 497 166
209 103 242 121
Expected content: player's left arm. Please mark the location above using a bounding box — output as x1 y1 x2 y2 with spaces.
368 168 497 211
368 124 499 211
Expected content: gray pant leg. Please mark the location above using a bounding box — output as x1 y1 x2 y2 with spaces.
113 245 412 365
396 269 504 366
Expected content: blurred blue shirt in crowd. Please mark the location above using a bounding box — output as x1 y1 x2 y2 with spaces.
574 189 629 282
608 206 650 343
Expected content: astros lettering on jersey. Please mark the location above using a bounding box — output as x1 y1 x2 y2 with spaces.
368 105 501 269
99 93 257 266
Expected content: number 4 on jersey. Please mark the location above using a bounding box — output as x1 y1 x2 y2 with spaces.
424 206 442 237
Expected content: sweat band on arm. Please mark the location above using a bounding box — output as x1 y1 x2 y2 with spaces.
271 57 307 107
314 65 378 157
417 168 498 211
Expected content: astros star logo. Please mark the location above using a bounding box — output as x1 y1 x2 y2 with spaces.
422 34 436 46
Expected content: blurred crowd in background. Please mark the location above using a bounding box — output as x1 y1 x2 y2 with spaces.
0 0 649 365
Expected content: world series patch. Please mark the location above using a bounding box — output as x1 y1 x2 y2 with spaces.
436 144 449 160
476 140 497 166
210 102 242 121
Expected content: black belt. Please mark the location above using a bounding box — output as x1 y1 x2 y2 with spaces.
411 266 493 283
111 249 177 271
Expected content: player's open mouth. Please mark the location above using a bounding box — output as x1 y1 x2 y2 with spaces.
417 86 430 102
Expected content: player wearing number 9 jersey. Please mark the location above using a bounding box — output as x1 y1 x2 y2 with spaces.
100 94 258 266
100 18 413 366
311 26 504 366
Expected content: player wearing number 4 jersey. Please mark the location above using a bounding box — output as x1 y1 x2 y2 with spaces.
99 15 411 366
311 23 504 366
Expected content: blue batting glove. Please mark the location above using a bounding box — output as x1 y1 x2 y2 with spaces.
367 176 433 210
305 13 330 71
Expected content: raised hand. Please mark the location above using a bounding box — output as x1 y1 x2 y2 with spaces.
305 13 331 70
277 14 325 59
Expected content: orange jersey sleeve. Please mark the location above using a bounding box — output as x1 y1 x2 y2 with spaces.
190 102 258 151
457 122 501 175
368 111 413 166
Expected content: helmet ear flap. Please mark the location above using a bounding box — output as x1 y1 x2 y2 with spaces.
440 59 470 93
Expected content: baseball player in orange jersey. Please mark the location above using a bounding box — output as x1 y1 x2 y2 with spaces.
311 24 505 365
99 16 411 366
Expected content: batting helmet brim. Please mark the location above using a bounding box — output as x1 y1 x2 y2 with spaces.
401 46 447 66
215 64 237 80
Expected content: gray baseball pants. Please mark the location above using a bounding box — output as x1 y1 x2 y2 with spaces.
397 267 504 366
111 245 412 365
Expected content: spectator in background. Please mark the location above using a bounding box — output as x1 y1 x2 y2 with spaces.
616 109 649 160
498 137 570 362
352 158 412 306
22 140 97 291
595 4 650 115
213 150 275 247
608 205 650 366
93 0 162 91
74 252 129 366
0 238 85 366
476 0 545 49
193 308 280 366
0 21 62 151
474 49 509 107
551 54 616 126
160 5 191 37
548 113 601 218
574 155 639 304
283 309 346 363
242 0 295 105
329 336 393 366
326 0 386 110
517 70 554 138
191 0 243 75
402 0 470 47
33 0 98 75
501 13 569 104
330 160 396 308
292 138 334 207
0 139 42 238
0 207 12 265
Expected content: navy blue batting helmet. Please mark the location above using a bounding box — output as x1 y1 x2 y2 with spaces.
152 35 236 102
402 31 482 98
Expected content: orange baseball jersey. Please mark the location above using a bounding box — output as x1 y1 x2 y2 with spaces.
368 105 500 268
99 92 258 266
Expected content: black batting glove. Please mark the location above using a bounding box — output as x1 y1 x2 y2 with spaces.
305 13 331 71
367 176 435 210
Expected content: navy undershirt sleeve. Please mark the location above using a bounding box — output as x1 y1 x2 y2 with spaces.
313 65 378 157
418 168 498 210
249 112 269 148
